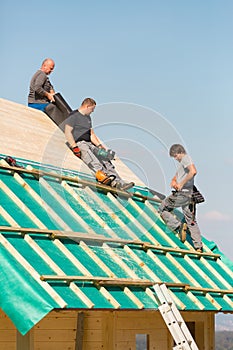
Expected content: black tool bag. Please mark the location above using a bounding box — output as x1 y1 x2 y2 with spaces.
45 92 72 128
54 93 72 116
192 185 205 204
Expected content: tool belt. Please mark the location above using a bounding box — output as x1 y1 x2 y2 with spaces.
189 186 205 225
192 185 205 204
174 186 205 205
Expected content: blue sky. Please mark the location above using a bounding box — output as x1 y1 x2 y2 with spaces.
1 0 233 266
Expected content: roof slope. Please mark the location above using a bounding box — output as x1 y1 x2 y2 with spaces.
0 99 232 335
0 98 144 186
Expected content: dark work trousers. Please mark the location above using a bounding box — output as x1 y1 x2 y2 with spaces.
158 190 203 249
77 140 125 186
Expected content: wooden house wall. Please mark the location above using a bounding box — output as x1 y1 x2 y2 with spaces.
0 309 215 350
0 310 16 350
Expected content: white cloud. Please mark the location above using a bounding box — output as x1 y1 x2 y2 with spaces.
201 210 232 222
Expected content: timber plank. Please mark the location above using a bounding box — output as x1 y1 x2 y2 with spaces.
34 329 76 342
34 342 75 350
0 330 16 341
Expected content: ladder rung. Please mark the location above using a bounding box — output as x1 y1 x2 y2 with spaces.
154 284 199 350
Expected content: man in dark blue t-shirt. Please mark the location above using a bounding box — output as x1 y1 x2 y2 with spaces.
64 98 134 190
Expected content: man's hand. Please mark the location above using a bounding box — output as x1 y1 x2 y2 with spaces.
170 177 178 189
97 144 106 149
46 92 55 102
174 183 183 191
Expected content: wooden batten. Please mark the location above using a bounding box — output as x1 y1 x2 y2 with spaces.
16 330 34 350
75 312 84 350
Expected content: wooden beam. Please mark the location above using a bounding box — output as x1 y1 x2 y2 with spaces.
53 239 120 309
0 225 219 258
185 285 233 295
146 249 182 284
98 287 121 309
123 245 160 282
75 312 84 350
14 172 72 231
0 226 221 258
163 251 202 288
130 198 177 247
0 180 46 229
183 254 221 290
102 312 115 350
199 256 232 289
0 163 161 203
142 242 221 259
40 275 155 287
79 241 115 277
107 193 159 243
40 275 233 295
0 205 19 226
16 329 34 350
24 234 94 308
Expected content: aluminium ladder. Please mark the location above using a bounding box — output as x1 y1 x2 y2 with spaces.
153 284 199 350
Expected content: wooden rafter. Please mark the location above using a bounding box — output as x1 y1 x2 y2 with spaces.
0 163 161 203
0 226 221 258
40 275 233 295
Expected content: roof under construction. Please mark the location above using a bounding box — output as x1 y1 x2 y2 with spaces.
0 98 232 336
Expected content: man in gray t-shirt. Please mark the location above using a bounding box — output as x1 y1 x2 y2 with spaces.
175 153 194 190
28 58 55 111
64 98 134 191
158 144 203 252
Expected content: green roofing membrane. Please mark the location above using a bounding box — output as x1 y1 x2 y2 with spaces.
0 243 59 335
0 156 233 335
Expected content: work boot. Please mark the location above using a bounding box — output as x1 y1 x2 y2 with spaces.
195 247 203 253
179 222 187 243
95 170 115 186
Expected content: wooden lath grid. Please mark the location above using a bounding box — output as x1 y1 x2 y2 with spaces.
0 162 161 203
0 159 223 258
0 160 233 311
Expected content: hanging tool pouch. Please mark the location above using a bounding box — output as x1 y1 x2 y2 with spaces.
192 185 205 204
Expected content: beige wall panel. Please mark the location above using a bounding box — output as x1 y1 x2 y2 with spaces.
34 342 74 350
0 305 217 350
83 317 103 330
35 317 76 330
0 310 16 349
0 330 16 341
182 311 215 350
82 329 102 342
0 344 16 350
82 343 103 350
34 329 76 342
0 317 16 330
